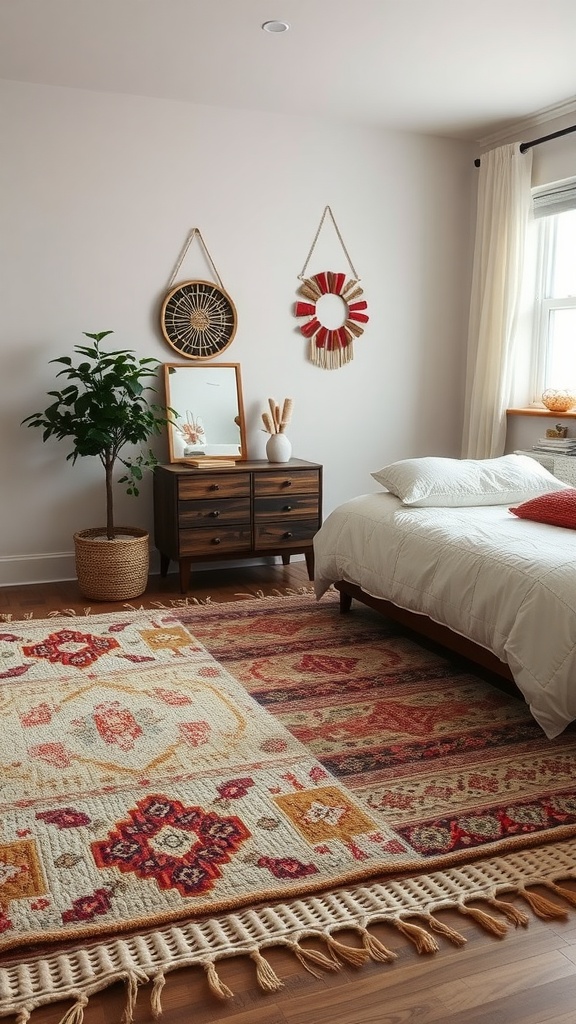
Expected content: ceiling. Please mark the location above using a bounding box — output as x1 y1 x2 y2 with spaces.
2 0 576 142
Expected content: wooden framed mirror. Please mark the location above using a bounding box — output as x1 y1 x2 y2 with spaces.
164 363 247 463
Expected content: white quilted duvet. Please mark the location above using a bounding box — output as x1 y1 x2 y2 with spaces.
314 492 576 739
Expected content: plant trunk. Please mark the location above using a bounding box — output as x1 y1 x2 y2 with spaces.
105 457 115 540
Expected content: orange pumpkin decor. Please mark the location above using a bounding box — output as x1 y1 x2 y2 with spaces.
294 207 369 369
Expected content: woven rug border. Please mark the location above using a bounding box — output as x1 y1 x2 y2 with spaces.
0 586 318 623
2 837 576 1022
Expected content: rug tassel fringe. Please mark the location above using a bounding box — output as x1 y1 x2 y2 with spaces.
487 897 530 927
520 888 569 919
289 941 341 978
15 1008 31 1024
394 918 439 953
360 929 398 962
458 904 508 937
57 994 89 1024
204 961 234 1000
250 950 284 992
150 971 166 1018
544 881 576 907
325 934 370 967
121 972 140 1024
421 914 467 947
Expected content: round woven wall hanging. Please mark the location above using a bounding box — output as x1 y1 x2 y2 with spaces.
294 207 369 369
160 229 238 361
161 280 237 360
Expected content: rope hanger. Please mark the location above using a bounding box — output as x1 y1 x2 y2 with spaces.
166 227 226 291
298 205 361 282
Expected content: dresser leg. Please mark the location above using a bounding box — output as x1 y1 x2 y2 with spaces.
160 553 170 578
281 554 290 566
179 559 192 594
304 550 314 581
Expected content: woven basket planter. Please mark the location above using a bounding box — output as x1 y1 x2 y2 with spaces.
73 527 149 601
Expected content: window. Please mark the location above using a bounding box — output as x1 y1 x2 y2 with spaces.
529 179 576 402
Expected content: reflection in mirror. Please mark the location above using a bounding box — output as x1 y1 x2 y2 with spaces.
164 363 247 462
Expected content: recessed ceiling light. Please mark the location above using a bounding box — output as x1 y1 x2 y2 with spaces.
262 20 290 33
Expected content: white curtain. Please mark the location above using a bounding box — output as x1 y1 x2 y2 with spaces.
461 143 533 458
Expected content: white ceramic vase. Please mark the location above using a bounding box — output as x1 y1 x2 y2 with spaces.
266 432 292 463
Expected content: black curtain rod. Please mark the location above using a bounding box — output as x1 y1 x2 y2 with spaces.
474 122 576 167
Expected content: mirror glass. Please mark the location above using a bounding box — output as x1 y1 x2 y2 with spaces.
164 363 247 462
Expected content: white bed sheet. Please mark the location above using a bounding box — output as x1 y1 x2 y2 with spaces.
314 492 576 739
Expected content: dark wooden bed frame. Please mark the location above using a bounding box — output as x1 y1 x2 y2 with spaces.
334 579 516 684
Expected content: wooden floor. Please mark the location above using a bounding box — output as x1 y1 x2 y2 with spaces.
2 562 576 1024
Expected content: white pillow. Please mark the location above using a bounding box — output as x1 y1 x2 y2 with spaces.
371 454 569 507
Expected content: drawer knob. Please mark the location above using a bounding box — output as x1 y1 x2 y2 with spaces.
209 510 220 517
282 480 292 487
284 505 292 511
210 484 220 491
212 537 221 545
284 531 293 539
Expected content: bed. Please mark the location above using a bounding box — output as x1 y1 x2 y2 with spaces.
313 455 576 740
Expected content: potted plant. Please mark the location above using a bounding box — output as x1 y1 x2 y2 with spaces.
22 331 173 601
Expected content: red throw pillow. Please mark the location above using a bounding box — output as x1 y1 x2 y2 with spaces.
509 488 576 529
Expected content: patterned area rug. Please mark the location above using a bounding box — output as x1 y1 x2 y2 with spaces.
182 593 576 859
2 592 576 1021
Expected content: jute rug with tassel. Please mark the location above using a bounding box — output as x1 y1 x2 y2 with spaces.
1 591 576 1022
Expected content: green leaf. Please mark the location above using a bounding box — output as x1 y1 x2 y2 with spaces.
22 331 172 535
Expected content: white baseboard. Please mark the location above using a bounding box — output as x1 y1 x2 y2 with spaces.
0 550 304 587
0 552 76 586
0 549 161 587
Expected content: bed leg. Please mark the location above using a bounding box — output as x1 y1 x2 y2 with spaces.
339 590 352 613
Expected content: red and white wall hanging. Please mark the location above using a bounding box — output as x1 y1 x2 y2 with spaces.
294 206 369 369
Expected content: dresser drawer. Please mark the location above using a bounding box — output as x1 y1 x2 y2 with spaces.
154 460 322 593
178 498 250 527
178 473 250 500
179 527 252 557
254 494 319 520
254 470 320 496
254 520 318 549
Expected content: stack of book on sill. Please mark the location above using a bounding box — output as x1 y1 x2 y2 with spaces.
531 437 576 456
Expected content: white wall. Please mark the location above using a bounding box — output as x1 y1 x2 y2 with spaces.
527 111 576 187
0 80 476 584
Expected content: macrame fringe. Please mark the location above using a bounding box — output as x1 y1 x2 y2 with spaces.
57 994 89 1024
360 929 398 963
250 950 284 992
204 961 234 1000
120 972 139 1024
544 880 576 907
3 857 576 1021
457 904 509 937
310 339 354 370
325 934 370 968
150 972 165 1019
519 888 569 919
393 918 439 954
487 897 530 926
36 587 317 621
420 914 467 947
289 941 340 978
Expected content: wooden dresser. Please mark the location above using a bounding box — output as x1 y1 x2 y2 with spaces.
153 459 322 592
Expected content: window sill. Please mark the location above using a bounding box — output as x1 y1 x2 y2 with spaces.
506 408 576 417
